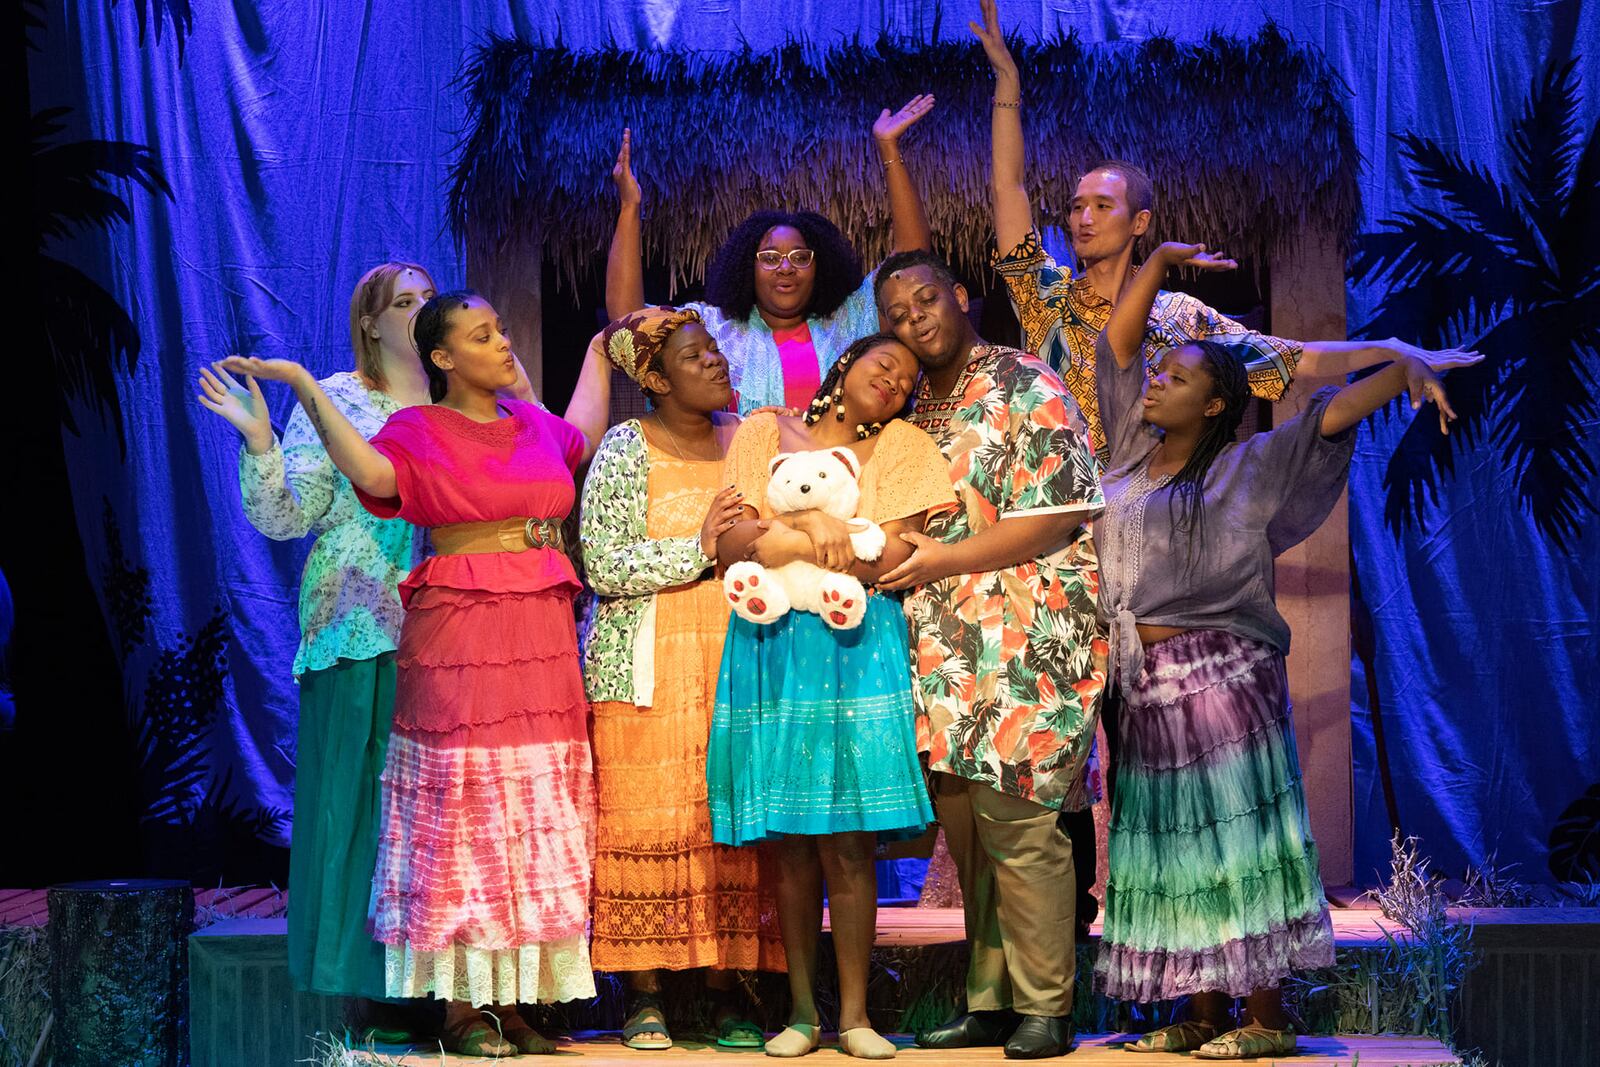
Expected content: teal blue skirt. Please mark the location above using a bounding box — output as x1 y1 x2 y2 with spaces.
707 594 933 845
287 653 394 999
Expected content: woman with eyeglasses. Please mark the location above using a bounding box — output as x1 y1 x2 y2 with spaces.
601 98 936 415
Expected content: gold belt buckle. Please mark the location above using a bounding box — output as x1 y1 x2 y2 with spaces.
523 517 544 548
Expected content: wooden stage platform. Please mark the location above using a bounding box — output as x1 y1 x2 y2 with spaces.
7 889 1597 1066
354 1032 1462 1066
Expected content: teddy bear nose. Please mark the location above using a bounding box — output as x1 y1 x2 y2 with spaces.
799 484 811 493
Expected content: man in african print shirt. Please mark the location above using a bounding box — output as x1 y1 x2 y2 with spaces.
877 251 1103 1060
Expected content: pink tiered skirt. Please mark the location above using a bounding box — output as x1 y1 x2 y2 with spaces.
371 585 596 1006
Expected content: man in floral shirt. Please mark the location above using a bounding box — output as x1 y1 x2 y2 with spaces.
877 251 1104 1059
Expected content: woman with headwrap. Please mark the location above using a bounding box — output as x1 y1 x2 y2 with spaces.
579 306 785 1050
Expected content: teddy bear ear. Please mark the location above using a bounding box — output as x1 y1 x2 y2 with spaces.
769 453 792 475
829 448 858 477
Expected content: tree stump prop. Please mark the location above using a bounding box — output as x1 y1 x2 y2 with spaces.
47 879 192 1067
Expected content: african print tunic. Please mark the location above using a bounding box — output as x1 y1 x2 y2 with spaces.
905 345 1107 811
992 230 1302 462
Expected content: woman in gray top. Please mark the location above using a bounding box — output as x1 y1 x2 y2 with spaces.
1090 240 1472 1060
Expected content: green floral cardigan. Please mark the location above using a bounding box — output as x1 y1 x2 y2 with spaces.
578 419 715 705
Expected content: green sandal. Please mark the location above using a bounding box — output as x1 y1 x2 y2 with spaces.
1126 1019 1218 1053
622 992 673 1051
1193 1024 1297 1059
711 988 765 1048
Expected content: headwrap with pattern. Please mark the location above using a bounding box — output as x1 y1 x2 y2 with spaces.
597 305 703 385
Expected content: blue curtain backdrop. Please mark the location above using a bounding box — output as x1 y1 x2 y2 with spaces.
34 1 1597 884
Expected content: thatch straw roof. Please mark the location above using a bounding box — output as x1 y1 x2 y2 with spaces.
450 28 1360 293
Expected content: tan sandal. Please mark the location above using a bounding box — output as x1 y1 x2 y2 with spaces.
1193 1024 1297 1059
765 1022 821 1058
1126 1020 1218 1053
839 1027 896 1059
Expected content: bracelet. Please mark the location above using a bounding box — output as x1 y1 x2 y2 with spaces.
992 97 1022 109
880 157 904 169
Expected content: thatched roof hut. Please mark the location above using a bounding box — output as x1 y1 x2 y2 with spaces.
450 27 1360 294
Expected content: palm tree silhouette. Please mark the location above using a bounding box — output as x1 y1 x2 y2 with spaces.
34 106 170 455
1350 57 1598 552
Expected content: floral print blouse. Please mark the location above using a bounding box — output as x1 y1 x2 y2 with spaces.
578 420 715 705
238 371 422 676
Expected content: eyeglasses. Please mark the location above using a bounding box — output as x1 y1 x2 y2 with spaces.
755 248 816 270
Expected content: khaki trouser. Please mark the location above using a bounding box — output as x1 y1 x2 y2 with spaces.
934 773 1076 1017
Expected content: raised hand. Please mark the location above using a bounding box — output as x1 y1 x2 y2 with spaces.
873 94 936 145
612 128 641 208
1154 242 1238 272
219 355 314 389
969 0 1018 79
699 486 747 558
197 361 274 452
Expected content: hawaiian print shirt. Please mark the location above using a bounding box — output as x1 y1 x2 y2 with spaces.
992 230 1303 463
906 345 1108 812
238 371 423 677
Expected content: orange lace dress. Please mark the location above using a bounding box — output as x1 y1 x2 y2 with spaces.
589 441 785 973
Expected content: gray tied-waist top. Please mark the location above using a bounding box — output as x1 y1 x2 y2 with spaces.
1093 332 1356 685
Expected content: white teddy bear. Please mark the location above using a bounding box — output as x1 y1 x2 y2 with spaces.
723 447 886 630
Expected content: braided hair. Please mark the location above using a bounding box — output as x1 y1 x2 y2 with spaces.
412 290 478 402
1165 340 1249 568
803 332 911 439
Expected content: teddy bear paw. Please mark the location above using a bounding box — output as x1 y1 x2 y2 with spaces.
817 574 869 630
725 562 791 623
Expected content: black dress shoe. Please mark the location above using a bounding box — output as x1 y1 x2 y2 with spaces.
916 1010 1022 1049
1003 1014 1075 1058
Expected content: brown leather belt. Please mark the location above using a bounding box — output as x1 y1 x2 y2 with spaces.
430 517 566 555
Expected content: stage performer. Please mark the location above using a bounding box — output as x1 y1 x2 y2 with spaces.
706 333 956 1059
197 262 435 1039
599 97 935 415
221 290 596 1058
875 251 1104 1060
969 0 1482 931
578 306 785 1050
1091 240 1464 1058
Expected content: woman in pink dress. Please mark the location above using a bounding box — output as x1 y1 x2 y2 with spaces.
223 289 595 1057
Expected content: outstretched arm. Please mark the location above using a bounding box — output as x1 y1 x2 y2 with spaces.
874 96 936 253
1320 356 1461 437
972 0 1033 255
219 357 397 498
605 129 646 319
1297 338 1483 380
1104 242 1238 368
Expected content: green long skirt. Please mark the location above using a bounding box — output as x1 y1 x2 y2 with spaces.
287 653 395 999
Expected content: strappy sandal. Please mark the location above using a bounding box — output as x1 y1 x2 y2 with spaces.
839 1027 897 1059
710 988 765 1048
1193 1024 1297 1059
765 1022 821 1058
440 1014 516 1057
622 991 673 1051
1125 1019 1218 1053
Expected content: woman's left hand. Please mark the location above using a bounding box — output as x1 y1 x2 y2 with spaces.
873 94 936 145
877 531 955 591
786 510 855 572
1402 356 1459 434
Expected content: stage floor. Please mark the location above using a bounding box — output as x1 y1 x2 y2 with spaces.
351 1032 1461 1066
